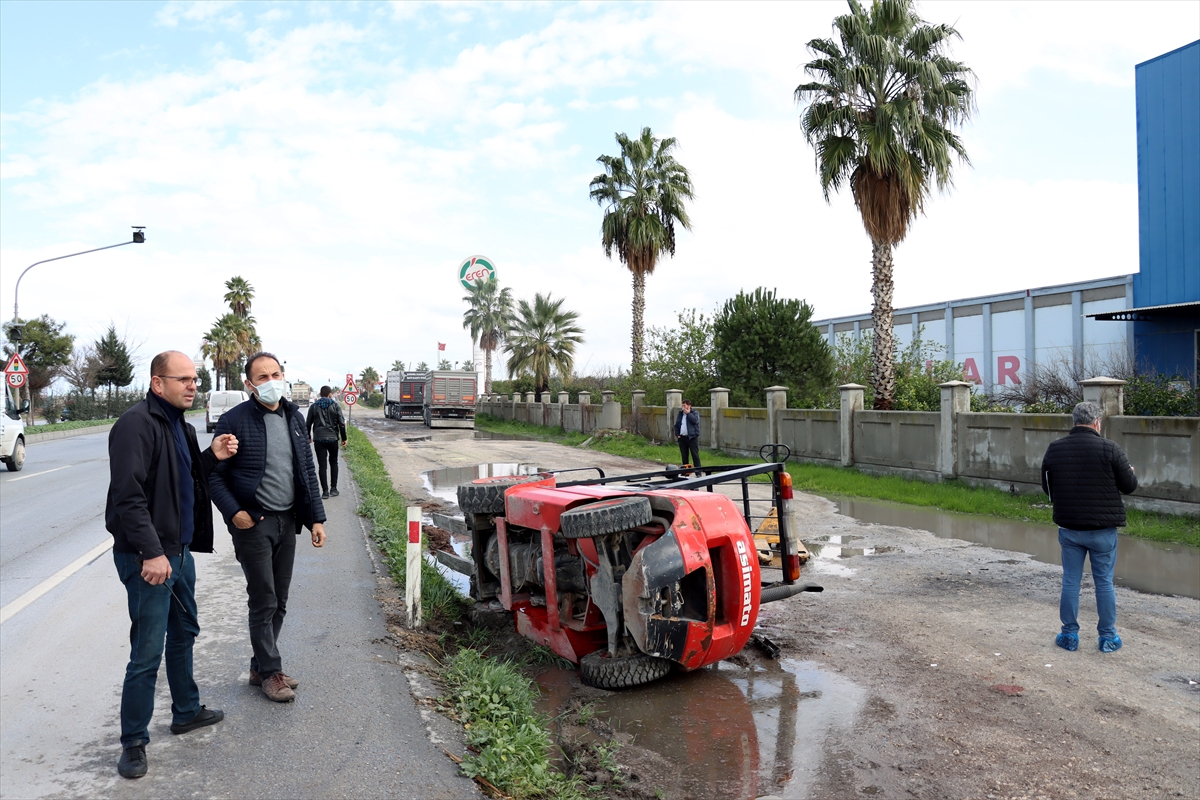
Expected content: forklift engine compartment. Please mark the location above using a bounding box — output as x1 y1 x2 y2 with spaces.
457 461 820 689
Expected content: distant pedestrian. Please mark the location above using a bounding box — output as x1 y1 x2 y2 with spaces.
1040 401 1137 654
307 386 347 499
675 399 701 474
209 352 327 703
106 350 239 779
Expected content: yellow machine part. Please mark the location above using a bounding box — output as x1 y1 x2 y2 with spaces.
753 508 810 567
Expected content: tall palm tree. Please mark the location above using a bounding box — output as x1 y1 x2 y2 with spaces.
796 0 973 409
360 366 380 397
201 320 238 391
505 293 584 400
462 278 514 394
589 127 694 379
390 359 405 372
224 276 255 318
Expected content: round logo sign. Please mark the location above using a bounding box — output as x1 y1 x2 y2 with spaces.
459 256 496 289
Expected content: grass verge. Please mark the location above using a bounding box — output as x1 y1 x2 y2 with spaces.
476 414 1199 547
342 425 599 798
28 417 119 433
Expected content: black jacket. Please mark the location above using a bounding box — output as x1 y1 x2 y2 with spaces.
106 393 219 557
306 397 346 443
674 408 700 438
209 397 326 534
1040 426 1138 530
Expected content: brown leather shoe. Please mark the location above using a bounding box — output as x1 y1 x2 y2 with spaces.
261 673 296 702
249 669 299 689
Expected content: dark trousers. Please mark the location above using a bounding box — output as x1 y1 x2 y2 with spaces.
114 547 200 747
677 435 701 469
313 440 339 492
231 511 297 678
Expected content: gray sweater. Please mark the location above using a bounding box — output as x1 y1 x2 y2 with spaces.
256 409 296 512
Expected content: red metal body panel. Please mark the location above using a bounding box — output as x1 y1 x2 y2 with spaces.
503 483 632 532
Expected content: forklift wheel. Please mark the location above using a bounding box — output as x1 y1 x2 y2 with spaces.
457 474 549 515
580 650 672 689
559 496 653 539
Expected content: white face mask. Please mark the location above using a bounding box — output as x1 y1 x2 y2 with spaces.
249 379 288 405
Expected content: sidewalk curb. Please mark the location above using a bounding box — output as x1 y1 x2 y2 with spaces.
24 411 205 444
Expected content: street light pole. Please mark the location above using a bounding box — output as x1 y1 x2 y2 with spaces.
6 228 146 425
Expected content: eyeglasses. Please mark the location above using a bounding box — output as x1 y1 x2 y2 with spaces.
158 376 198 387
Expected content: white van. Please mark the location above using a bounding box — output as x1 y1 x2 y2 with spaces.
206 390 249 433
2 392 28 472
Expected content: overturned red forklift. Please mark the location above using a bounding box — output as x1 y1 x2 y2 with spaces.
456 452 821 689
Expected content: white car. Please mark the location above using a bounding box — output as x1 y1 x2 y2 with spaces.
205 390 249 433
2 392 28 472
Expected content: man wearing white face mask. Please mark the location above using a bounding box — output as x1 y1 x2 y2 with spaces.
209 352 327 703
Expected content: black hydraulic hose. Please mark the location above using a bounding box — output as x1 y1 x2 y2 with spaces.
759 583 823 604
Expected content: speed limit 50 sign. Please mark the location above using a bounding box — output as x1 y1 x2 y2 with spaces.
344 392 358 406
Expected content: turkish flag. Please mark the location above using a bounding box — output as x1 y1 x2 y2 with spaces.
437 342 446 351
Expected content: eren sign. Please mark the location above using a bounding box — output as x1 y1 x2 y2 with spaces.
458 256 496 289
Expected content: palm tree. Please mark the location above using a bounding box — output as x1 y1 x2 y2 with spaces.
589 127 694 379
795 0 973 409
201 320 238 390
461 278 514 395
224 276 255 318
360 366 380 397
505 293 584 400
390 359 405 372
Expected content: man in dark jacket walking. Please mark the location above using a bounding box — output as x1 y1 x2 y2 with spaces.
306 385 347 499
106 350 239 779
1041 400 1138 654
210 352 326 703
674 399 701 473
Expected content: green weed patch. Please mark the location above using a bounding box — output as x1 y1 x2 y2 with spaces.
476 415 1198 547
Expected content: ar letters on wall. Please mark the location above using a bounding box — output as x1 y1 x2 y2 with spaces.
962 356 1023 386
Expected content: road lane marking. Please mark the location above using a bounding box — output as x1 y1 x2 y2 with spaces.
0 538 114 624
5 465 73 483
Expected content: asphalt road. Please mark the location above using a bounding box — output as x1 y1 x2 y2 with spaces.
0 418 479 799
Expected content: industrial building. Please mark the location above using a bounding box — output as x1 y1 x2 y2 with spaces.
814 40 1199 390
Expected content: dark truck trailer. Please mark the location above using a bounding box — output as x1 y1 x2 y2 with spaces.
423 370 476 428
385 371 426 420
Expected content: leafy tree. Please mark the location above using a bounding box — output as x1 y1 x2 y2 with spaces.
505 293 585 400
224 276 255 318
590 126 695 378
644 309 718 406
62 344 103 395
712 288 834 408
462 278 514 394
197 366 213 394
94 325 135 391
359 366 380 398
3 315 74 420
390 359 405 372
796 0 974 409
830 328 963 410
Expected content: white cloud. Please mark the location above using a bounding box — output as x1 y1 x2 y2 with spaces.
156 0 241 29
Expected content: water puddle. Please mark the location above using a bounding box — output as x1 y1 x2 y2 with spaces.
420 462 544 505
536 658 863 800
473 430 524 441
832 496 1200 599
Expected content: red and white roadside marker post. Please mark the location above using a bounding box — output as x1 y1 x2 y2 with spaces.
406 506 422 627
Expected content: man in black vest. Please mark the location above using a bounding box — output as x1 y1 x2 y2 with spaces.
106 350 239 779
1041 400 1137 654
210 352 326 703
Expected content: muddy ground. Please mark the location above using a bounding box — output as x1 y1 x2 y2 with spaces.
353 410 1200 800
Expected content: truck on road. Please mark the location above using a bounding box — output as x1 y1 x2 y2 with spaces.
385 371 426 420
423 370 476 428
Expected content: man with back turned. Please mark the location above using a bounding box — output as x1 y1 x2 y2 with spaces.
1041 400 1138 654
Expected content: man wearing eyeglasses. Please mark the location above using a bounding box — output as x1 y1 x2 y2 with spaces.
106 351 240 779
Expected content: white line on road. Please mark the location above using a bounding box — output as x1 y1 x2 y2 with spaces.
0 538 114 624
4 465 73 483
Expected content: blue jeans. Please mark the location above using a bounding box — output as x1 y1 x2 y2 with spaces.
1058 527 1118 639
114 547 201 747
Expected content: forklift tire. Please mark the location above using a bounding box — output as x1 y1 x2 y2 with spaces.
580 650 672 689
559 496 652 539
457 474 548 515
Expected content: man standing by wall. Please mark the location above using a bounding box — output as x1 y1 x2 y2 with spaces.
675 399 701 473
1041 401 1138 654
210 352 326 703
306 385 347 499
107 351 239 779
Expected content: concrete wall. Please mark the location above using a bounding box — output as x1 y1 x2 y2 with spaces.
476 382 1198 515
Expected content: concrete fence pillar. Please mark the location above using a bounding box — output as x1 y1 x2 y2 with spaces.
938 381 972 478
512 392 521 403
665 389 682 437
578 391 591 406
557 391 569 405
600 390 620 429
525 391 536 404
839 384 866 467
765 386 787 445
709 387 729 451
1080 376 1126 418
631 390 645 436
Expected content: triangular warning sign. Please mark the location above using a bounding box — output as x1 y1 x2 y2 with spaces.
4 353 28 374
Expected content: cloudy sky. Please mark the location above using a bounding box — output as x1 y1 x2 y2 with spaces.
2 1 1197 388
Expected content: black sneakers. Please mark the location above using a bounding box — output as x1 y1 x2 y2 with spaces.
329 488 339 497
321 490 330 499
169 706 224 735
118 744 147 779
